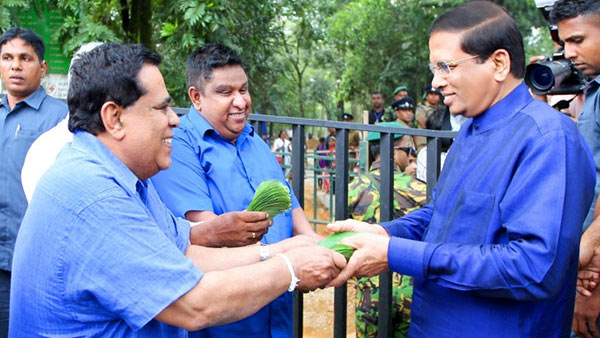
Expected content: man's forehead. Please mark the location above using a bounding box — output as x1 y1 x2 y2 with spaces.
557 15 596 39
429 30 465 61
1 38 35 54
208 65 247 83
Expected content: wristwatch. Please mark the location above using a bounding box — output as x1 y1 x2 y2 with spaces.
259 242 271 261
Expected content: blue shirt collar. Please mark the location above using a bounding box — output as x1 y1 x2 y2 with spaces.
71 130 142 198
470 82 533 135
0 86 47 111
185 105 254 145
588 75 600 91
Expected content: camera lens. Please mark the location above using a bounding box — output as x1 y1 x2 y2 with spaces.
529 65 554 92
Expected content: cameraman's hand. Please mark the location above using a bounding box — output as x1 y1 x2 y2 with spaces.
573 287 600 338
189 211 272 247
284 245 346 292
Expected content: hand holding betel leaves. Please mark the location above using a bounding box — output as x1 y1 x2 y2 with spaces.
318 231 366 261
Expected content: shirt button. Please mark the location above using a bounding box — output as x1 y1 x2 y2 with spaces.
473 124 479 130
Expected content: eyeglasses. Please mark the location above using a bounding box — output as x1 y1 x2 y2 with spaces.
428 55 479 77
394 146 416 156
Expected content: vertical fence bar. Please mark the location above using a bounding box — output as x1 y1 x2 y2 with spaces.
377 132 394 337
292 124 305 338
426 137 441 202
334 128 349 338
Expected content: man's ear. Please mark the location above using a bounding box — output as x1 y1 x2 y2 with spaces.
100 101 126 140
40 60 48 78
188 86 202 111
491 49 511 82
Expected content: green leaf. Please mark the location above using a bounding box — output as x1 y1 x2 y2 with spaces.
160 22 178 37
317 231 363 261
247 180 292 219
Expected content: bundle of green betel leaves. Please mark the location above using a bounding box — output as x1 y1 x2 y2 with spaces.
318 231 364 261
247 180 292 218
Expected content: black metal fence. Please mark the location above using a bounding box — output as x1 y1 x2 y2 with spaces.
174 108 457 338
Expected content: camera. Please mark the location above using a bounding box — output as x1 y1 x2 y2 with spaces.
525 48 586 95
524 0 587 95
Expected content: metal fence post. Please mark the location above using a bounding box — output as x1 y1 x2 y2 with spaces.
377 132 394 337
292 124 305 338
334 128 349 338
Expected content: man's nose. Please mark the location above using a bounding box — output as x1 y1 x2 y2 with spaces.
9 58 22 70
232 92 247 108
563 44 577 60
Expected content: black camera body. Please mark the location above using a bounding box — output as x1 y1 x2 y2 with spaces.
524 0 587 95
525 48 586 95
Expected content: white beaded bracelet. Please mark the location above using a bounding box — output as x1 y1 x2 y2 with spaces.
277 253 300 292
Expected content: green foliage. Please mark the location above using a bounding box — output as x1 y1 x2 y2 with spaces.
0 0 28 31
1 0 556 123
328 0 450 109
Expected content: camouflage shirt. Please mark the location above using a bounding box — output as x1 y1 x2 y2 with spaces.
348 161 426 223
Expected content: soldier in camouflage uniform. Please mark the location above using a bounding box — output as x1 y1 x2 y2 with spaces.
349 123 426 338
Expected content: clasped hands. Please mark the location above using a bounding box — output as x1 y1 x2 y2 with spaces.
189 212 392 291
271 219 392 291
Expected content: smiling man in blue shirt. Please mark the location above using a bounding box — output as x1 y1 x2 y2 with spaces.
0 27 67 334
9 43 345 337
327 1 595 337
151 43 320 337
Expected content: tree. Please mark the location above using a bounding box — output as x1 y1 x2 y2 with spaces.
1 0 557 121
0 0 29 31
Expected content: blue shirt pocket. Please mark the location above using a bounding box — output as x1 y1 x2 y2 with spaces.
437 190 495 244
9 128 42 168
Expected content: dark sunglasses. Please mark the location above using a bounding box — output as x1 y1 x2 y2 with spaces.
394 146 417 156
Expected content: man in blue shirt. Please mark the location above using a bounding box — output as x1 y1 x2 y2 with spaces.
151 43 320 337
550 1 600 336
10 43 345 337
0 27 67 334
327 2 595 337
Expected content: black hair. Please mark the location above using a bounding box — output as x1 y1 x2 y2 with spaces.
67 43 162 134
429 1 525 78
185 43 244 93
0 27 45 62
550 0 600 23
370 142 381 160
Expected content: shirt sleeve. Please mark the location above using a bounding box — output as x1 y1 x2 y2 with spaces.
66 193 203 330
381 200 434 240
151 128 214 217
387 129 595 301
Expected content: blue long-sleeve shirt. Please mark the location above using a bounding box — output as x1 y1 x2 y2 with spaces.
0 87 66 271
381 83 595 337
